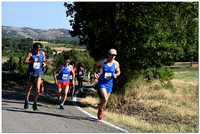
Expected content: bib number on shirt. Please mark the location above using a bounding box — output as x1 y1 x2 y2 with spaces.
105 73 112 80
79 71 82 75
62 74 68 79
33 62 40 69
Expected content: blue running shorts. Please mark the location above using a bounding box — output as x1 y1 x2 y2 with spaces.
98 83 112 93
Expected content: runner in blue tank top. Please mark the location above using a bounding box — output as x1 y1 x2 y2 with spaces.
23 42 46 111
93 49 121 120
53 55 75 110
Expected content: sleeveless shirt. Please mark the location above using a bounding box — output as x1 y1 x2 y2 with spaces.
57 65 71 82
28 50 43 72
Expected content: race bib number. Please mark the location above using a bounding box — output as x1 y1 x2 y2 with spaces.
62 74 68 79
33 62 40 69
105 73 112 80
79 71 82 75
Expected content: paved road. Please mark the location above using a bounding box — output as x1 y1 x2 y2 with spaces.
2 83 129 133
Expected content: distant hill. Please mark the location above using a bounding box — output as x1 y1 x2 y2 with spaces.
2 26 79 42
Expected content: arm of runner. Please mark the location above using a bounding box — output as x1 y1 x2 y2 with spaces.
23 51 36 64
71 66 75 88
44 65 48 74
93 60 103 79
42 51 46 67
114 61 121 78
53 65 62 85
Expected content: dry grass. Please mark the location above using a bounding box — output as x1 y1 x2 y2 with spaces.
80 63 198 132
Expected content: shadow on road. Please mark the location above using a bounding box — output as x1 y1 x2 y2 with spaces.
2 82 99 121
2 105 99 122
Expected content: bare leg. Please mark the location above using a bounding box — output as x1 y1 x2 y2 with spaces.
58 87 62 97
61 86 69 105
78 80 81 89
25 81 33 100
71 80 75 96
80 79 83 88
34 78 41 103
99 88 110 110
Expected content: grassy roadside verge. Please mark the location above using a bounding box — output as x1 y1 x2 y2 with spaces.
79 65 198 132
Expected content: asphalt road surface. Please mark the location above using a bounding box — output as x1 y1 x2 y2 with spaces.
2 82 130 133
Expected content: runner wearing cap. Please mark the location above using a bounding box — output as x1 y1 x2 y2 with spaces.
93 49 121 120
53 55 75 109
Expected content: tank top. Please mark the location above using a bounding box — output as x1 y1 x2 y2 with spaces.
70 66 76 80
28 50 43 72
77 67 84 78
98 59 116 86
57 64 71 82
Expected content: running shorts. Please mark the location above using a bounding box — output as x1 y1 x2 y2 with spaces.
57 81 70 88
98 83 112 93
27 71 44 82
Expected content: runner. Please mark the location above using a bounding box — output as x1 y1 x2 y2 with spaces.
69 61 76 97
53 55 75 109
39 65 48 95
87 72 91 85
76 62 85 90
93 49 121 120
23 42 46 111
90 73 95 85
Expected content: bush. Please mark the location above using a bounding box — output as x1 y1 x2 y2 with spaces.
143 66 174 81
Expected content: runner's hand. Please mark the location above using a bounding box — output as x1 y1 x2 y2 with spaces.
42 62 46 67
114 74 117 79
55 80 58 85
94 73 98 79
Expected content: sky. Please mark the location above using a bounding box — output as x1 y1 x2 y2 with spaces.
2 2 73 30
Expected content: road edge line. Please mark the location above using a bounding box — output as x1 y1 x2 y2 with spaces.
72 88 129 133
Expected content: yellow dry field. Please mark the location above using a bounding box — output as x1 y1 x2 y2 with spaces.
52 47 86 53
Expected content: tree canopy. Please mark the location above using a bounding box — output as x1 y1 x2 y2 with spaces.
65 2 198 94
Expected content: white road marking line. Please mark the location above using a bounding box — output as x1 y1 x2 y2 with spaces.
72 86 129 133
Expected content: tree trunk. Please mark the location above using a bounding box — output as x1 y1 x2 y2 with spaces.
190 56 193 67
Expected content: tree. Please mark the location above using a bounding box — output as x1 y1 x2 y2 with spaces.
7 55 18 72
65 2 198 94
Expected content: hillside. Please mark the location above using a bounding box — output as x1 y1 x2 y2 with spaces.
2 26 79 42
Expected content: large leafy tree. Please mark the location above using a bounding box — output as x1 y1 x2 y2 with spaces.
65 2 198 94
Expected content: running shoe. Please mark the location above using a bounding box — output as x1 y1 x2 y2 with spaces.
24 100 29 109
60 104 64 110
40 86 44 94
58 96 61 100
97 109 103 120
32 104 38 111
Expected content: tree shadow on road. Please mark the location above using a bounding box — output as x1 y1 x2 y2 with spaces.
2 106 99 122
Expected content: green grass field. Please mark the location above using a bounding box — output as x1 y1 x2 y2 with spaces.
172 67 198 80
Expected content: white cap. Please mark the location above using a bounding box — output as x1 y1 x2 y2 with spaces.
108 49 117 55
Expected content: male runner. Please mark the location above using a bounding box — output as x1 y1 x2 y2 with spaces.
23 42 46 111
93 49 121 120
